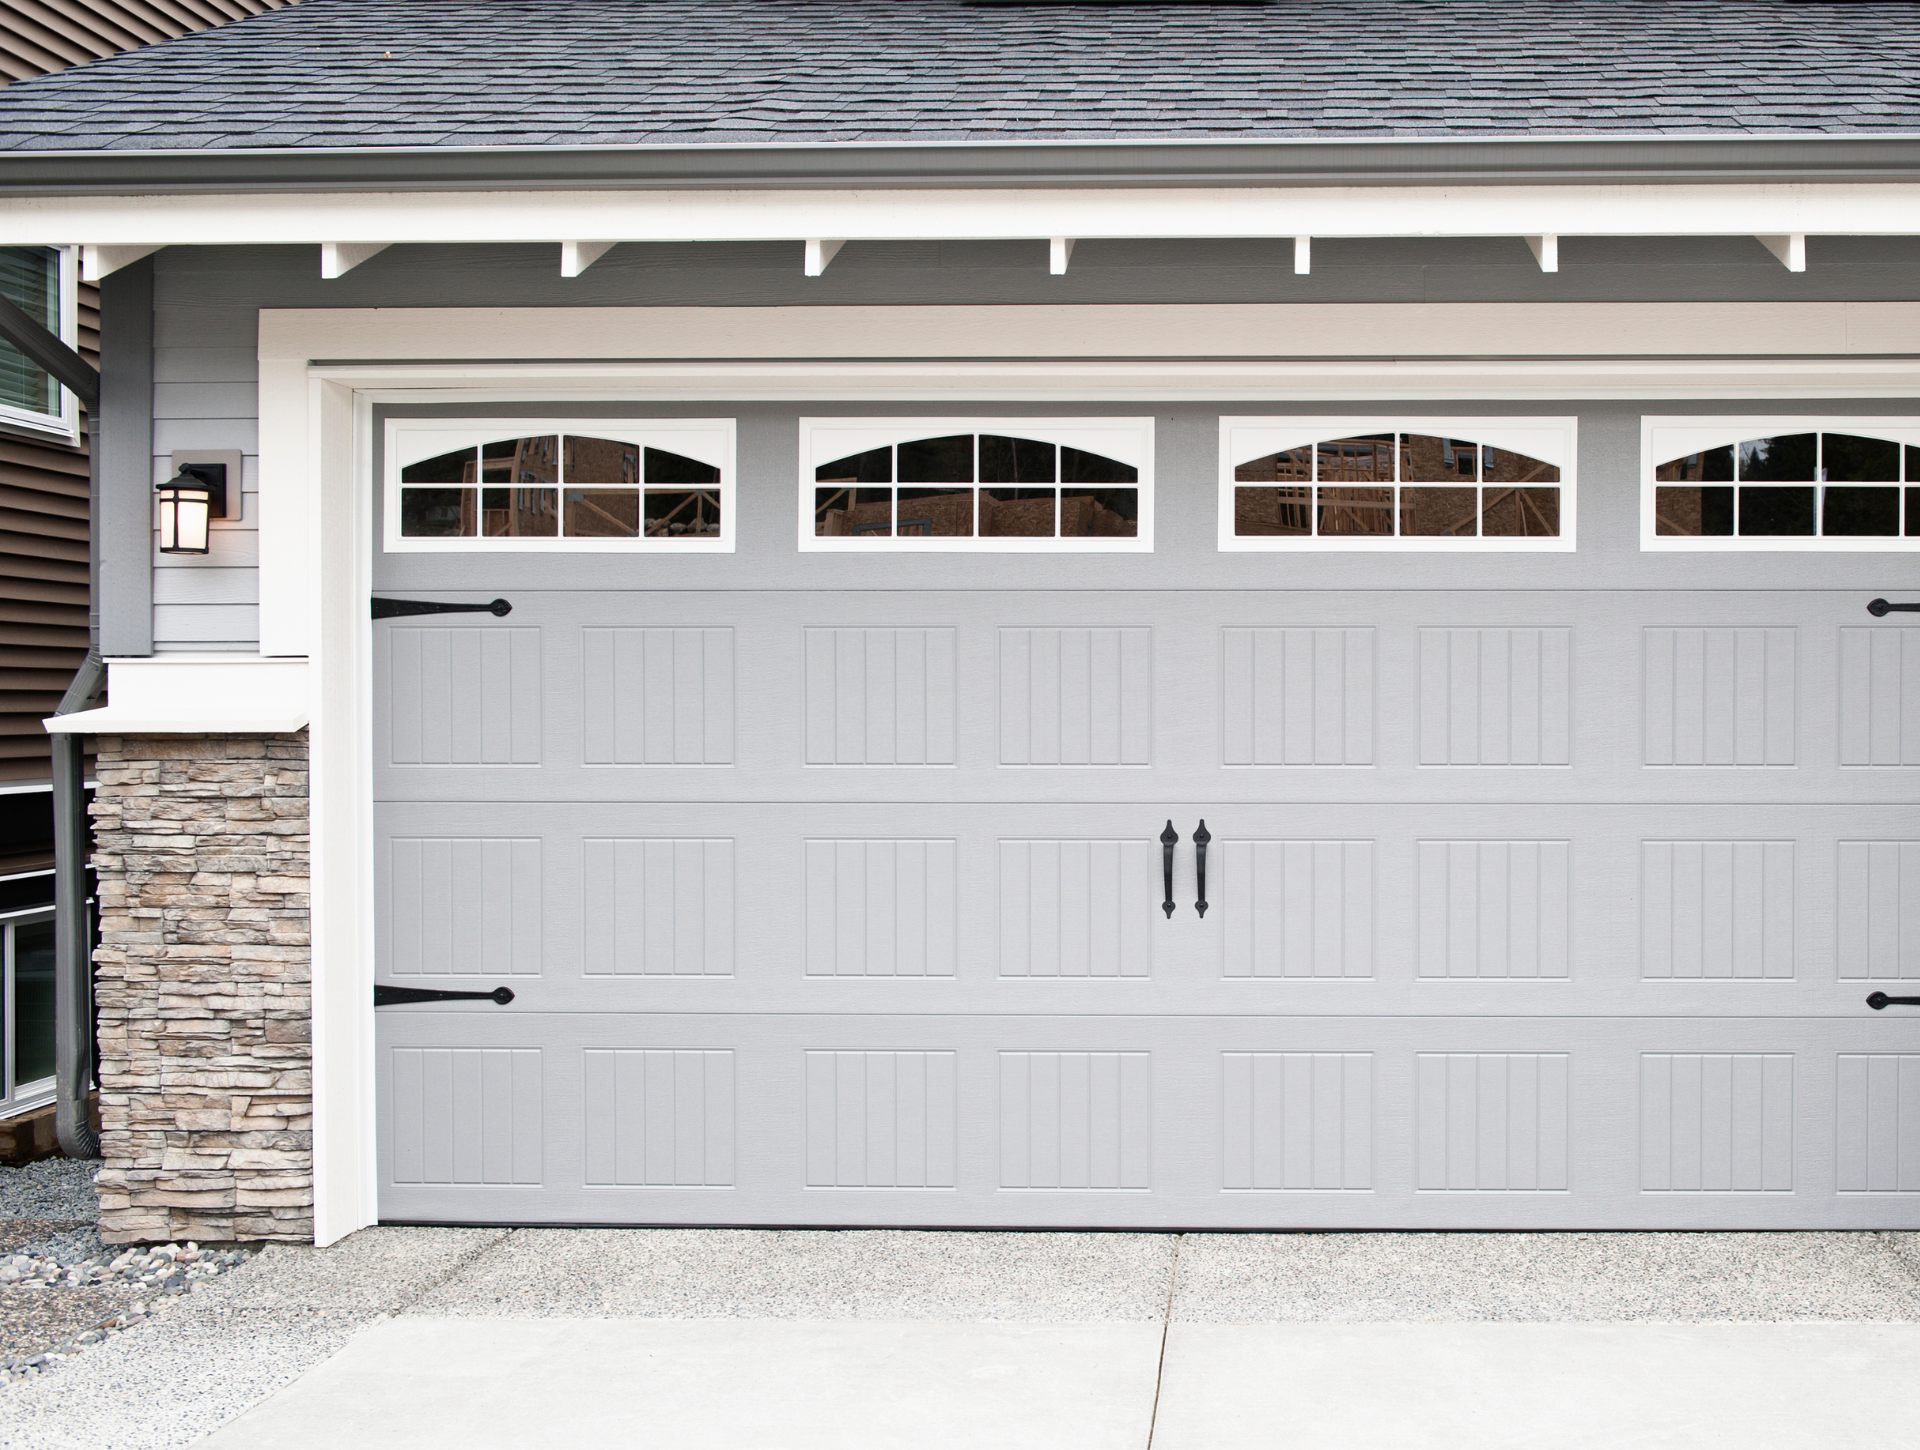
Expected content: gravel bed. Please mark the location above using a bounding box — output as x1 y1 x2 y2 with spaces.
0 1159 256 1385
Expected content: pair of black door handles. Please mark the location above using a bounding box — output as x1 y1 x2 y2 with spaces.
1160 820 1210 919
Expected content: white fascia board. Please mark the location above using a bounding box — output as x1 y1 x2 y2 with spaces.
12 181 1920 247
43 655 309 734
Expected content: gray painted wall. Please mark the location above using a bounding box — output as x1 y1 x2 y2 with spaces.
136 234 1920 652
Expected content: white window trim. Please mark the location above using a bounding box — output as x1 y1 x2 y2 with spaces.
1641 415 1920 552
0 909 55 1119
382 416 736 552
0 245 80 446
798 416 1154 553
1218 416 1578 552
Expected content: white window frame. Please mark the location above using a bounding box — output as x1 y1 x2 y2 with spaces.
0 907 56 1119
1218 415 1578 553
1641 415 1920 552
382 416 736 553
0 245 80 446
798 416 1155 553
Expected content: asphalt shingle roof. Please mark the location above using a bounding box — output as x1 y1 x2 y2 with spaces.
1 0 1917 152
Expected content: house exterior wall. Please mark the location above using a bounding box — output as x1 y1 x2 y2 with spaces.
91 729 310 1244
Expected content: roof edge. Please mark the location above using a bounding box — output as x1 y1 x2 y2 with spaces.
9 133 1920 195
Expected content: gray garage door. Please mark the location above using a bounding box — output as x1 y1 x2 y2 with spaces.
373 416 1919 1229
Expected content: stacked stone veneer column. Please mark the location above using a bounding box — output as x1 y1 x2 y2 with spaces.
90 732 312 1243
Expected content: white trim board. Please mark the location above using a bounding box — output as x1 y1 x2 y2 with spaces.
43 655 310 734
14 180 1920 248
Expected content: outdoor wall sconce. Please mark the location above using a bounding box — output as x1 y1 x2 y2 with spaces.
155 462 228 554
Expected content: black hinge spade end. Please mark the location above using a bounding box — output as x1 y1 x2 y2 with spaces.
371 597 513 620
1193 819 1211 918
1160 820 1179 919
1867 599 1920 617
374 985 515 1007
1867 991 1920 1010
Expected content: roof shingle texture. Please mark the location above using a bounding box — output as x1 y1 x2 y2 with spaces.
1 0 1917 151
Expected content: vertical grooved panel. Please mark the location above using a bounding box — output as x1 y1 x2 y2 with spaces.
1223 1052 1372 1190
582 1049 733 1186
1839 628 1920 766
581 838 733 976
999 627 1151 765
1222 627 1373 764
1416 840 1570 979
386 837 542 977
1640 1053 1794 1191
803 627 957 765
998 840 1152 978
582 627 733 765
999 1052 1151 1189
388 1048 542 1184
1418 628 1570 765
1415 1054 1569 1191
1838 841 1920 979
1641 841 1795 979
804 1051 958 1187
1837 1055 1920 1192
1222 840 1373 979
1643 627 1796 766
805 839 957 977
387 626 541 765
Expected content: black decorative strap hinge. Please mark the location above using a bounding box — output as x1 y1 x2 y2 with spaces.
371 597 512 620
374 985 515 1007
1867 599 1920 617
1867 992 1920 1010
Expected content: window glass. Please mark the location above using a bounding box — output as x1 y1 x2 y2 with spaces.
401 488 475 537
981 436 1056 484
0 247 58 417
1739 487 1816 536
1061 487 1138 538
565 436 639 484
1651 429 1914 544
1822 434 1900 482
1654 448 1735 483
565 488 639 537
1822 487 1900 537
1738 434 1817 482
897 486 973 537
1402 436 1479 483
645 489 722 538
13 918 53 1087
980 487 1056 537
1233 486 1312 536
1317 435 1397 484
1654 486 1735 537
1060 445 1137 484
644 447 721 485
1316 486 1395 536
1401 486 1479 537
1482 487 1561 537
401 448 477 484
816 447 893 484
897 435 974 483
481 487 558 538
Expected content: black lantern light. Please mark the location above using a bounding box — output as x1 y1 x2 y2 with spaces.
155 463 228 554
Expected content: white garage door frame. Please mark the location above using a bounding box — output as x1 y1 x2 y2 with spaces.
254 300 1920 1244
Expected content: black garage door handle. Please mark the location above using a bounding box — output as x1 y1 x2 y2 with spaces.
374 985 515 1006
372 597 513 620
1866 992 1920 1010
1866 599 1920 617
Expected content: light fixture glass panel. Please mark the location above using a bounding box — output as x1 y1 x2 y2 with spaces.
1234 485 1313 536
980 487 1056 536
1315 486 1395 536
564 488 639 537
156 482 212 553
564 436 639 484
1482 486 1561 537
1654 485 1735 536
1401 435 1479 482
895 486 973 536
1401 486 1480 537
645 489 723 538
1060 487 1138 537
400 487 476 537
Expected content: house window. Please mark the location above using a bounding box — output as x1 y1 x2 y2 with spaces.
1219 417 1577 552
0 246 79 444
0 910 55 1119
383 419 734 552
800 418 1154 552
1644 418 1920 550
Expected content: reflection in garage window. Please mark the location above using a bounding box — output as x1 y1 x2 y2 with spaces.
399 435 723 540
1233 433 1560 540
814 433 1138 540
1654 431 1917 539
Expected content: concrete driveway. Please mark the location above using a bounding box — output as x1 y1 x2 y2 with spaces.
2 1227 1918 1449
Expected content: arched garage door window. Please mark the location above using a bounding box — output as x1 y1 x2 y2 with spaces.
800 418 1153 552
1218 416 1575 552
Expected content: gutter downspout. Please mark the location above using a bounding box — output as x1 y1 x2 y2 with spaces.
0 286 104 1159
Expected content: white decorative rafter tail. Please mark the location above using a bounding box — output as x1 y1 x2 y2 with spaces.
1294 236 1311 275
1525 235 1559 273
1756 233 1807 272
1049 237 1075 275
319 241 391 279
804 238 844 276
560 241 616 277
